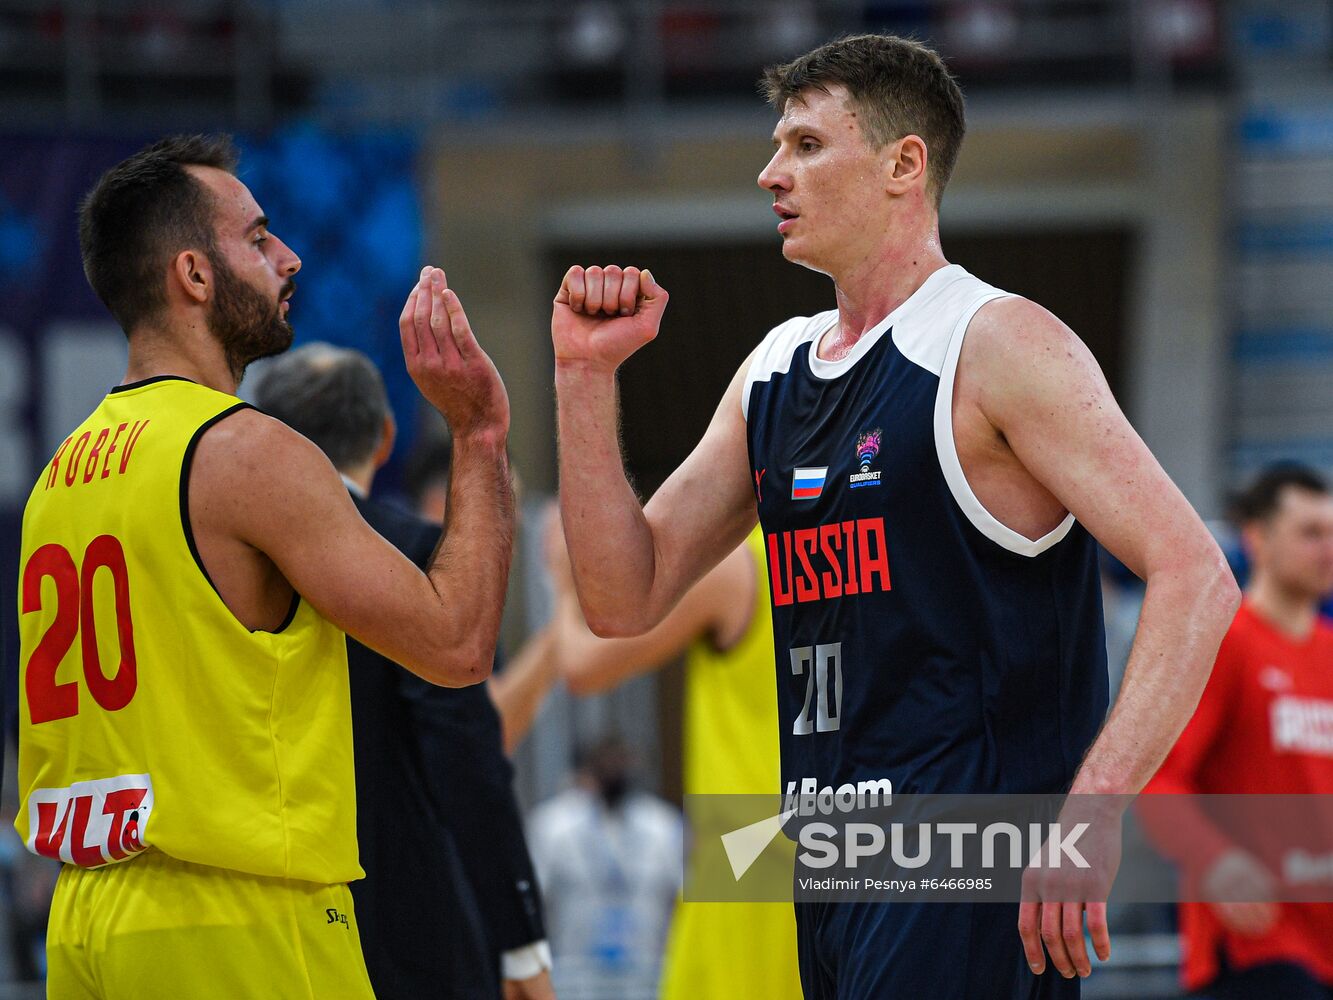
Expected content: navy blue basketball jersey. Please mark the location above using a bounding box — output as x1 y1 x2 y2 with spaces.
744 264 1109 799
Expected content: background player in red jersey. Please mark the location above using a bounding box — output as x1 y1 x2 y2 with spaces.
1144 465 1333 999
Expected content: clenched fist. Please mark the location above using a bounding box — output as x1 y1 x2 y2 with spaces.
552 265 668 374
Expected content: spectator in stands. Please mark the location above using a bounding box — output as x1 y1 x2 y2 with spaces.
527 736 682 1000
1143 464 1333 999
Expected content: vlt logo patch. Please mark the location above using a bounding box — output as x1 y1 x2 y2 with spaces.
791 467 828 500
849 428 883 489
26 773 153 867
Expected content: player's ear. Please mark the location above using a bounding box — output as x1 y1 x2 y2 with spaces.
885 135 928 197
172 249 211 305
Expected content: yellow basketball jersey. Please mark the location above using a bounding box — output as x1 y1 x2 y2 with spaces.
680 527 779 798
659 527 802 1000
15 376 361 885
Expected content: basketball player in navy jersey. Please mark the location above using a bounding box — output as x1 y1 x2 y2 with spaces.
551 35 1239 998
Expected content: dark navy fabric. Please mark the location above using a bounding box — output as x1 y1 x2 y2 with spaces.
747 331 1109 798
1200 961 1333 1000
748 315 1109 1000
795 899 1082 1000
346 494 546 1000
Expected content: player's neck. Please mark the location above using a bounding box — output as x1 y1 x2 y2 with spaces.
829 228 948 343
122 321 241 396
1246 576 1318 642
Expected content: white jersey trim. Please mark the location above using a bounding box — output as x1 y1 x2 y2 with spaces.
741 312 834 421
933 293 1077 558
741 265 973 418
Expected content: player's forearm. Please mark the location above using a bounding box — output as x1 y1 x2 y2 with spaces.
421 432 515 685
555 364 661 635
550 594 653 695
489 627 558 754
1070 552 1239 798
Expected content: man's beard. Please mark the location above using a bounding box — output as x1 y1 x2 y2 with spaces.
208 256 295 383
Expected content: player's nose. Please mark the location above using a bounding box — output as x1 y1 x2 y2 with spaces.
272 235 301 276
758 150 789 192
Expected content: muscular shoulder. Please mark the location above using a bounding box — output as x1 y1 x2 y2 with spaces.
961 295 1108 424
192 406 334 485
966 296 1093 375
188 407 347 540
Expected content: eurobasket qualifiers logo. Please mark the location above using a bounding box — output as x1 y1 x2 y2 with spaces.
849 429 882 489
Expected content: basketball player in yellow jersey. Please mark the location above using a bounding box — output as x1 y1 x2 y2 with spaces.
16 135 515 999
548 527 802 1000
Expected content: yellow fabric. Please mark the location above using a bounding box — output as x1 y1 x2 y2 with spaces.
47 849 375 999
679 529 780 799
659 527 802 1000
16 378 360 885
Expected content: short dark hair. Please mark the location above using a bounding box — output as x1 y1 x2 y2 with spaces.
761 34 966 208
252 343 390 471
78 133 238 335
1231 464 1329 526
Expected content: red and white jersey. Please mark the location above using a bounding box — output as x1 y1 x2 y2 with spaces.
1145 600 1333 989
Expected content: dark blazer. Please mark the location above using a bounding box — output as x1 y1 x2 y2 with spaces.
347 493 545 999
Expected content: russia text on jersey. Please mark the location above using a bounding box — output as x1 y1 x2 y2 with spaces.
766 517 892 607
1271 695 1333 756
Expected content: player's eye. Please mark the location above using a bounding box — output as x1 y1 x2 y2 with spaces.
254 233 269 246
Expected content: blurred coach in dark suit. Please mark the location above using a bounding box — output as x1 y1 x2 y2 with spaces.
254 344 552 1000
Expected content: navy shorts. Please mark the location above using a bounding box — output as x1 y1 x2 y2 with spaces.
794 900 1083 999
1198 961 1333 1000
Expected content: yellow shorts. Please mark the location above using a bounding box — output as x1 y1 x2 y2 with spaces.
46 850 375 999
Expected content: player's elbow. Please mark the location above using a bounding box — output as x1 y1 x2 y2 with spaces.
1167 547 1242 675
1192 546 1242 627
584 613 648 640
423 640 496 688
580 594 647 639
1208 561 1243 628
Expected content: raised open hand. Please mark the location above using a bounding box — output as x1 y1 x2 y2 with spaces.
400 267 510 443
552 265 668 374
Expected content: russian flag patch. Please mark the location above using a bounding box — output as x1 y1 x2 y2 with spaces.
791 467 828 500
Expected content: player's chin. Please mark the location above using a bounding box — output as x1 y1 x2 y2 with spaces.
778 236 804 262
258 320 295 360
779 238 821 272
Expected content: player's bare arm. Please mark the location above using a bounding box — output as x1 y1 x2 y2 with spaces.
486 626 557 755
190 267 514 686
956 296 1241 977
960 296 1239 794
553 265 755 636
552 536 755 695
